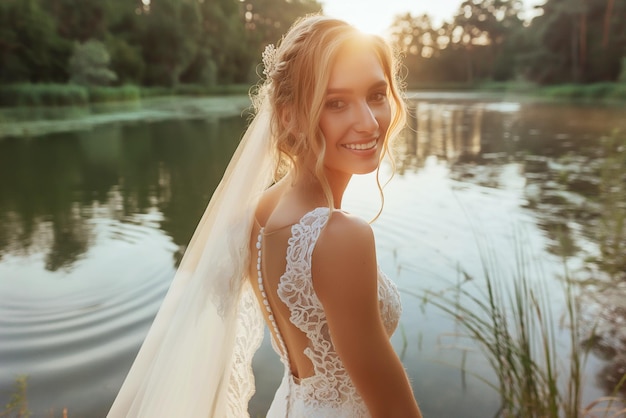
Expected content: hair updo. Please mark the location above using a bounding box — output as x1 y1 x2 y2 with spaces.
253 14 406 212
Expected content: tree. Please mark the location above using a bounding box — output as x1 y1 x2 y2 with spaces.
521 0 626 84
105 37 145 85
389 1 527 85
389 13 459 84
43 0 108 42
390 13 438 58
0 0 70 83
241 0 322 45
182 0 250 85
68 39 117 86
103 0 146 85
140 0 202 86
451 0 525 81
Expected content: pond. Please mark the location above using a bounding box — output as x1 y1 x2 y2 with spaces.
0 94 624 417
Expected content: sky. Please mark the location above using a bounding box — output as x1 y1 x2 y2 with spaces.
321 0 543 37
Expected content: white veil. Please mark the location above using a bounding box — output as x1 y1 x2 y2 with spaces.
108 97 276 417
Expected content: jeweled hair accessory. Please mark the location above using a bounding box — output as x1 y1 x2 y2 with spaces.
262 44 277 78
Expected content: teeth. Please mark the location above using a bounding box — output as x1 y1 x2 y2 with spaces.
344 139 377 150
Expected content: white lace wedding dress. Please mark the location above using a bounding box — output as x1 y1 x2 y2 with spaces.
253 207 402 417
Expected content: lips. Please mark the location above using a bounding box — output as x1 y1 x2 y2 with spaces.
342 138 378 151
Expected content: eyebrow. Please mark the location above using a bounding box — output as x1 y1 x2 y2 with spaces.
326 80 388 95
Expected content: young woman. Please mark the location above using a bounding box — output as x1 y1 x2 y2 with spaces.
108 15 421 418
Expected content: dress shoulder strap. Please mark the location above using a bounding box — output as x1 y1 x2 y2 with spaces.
279 207 329 335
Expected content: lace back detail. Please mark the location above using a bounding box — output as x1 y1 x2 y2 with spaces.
257 207 402 417
226 282 264 417
276 208 366 413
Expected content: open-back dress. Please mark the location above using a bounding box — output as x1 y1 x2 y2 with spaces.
251 207 402 417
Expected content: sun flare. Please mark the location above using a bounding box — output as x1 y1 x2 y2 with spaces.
322 3 388 36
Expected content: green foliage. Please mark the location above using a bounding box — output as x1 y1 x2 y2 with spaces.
139 86 173 99
0 0 320 88
0 375 30 418
441 265 581 416
68 40 117 86
88 85 140 103
172 83 250 96
477 80 538 93
607 83 626 100
390 0 626 86
0 84 88 106
540 84 588 99
414 238 626 417
241 0 322 46
140 0 202 86
582 82 618 98
391 1 528 85
537 82 626 101
190 0 250 85
519 0 626 84
41 0 109 42
0 0 70 84
105 37 145 85
0 0 622 91
0 83 250 107
139 83 249 98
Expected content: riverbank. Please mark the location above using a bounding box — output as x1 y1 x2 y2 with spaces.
2 81 625 110
0 95 252 139
0 83 251 107
408 81 626 103
4 88 625 140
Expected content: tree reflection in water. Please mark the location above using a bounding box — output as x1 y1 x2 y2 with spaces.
398 95 626 400
0 94 624 414
0 116 243 271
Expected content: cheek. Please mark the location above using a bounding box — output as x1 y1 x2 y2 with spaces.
319 114 345 143
377 103 392 133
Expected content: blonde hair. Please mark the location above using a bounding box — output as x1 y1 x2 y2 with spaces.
253 14 406 215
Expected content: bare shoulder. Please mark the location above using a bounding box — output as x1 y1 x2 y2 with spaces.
312 211 377 302
317 211 375 253
313 211 423 417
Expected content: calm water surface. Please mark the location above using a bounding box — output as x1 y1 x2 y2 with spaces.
0 94 624 417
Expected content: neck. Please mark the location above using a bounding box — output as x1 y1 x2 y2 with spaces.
291 166 351 209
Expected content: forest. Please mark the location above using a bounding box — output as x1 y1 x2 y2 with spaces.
391 0 625 86
0 0 624 91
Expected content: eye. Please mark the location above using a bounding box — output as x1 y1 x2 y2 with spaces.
325 99 346 110
368 91 387 103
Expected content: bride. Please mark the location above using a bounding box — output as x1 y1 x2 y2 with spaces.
108 14 422 418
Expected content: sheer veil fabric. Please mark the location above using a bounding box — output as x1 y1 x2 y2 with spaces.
107 99 276 417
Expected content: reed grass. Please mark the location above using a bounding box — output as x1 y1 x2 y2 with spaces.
0 376 73 418
0 375 30 418
411 232 626 417
0 83 251 108
539 83 626 101
87 85 141 103
0 84 88 107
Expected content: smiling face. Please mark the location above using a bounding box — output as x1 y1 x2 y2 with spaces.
318 46 391 182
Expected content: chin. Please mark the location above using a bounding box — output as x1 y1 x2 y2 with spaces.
353 164 380 175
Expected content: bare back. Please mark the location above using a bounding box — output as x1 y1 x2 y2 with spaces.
248 184 323 380
247 180 410 417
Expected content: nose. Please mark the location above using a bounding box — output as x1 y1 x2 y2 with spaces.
353 101 379 135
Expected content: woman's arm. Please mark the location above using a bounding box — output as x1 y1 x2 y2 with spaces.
312 212 422 418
